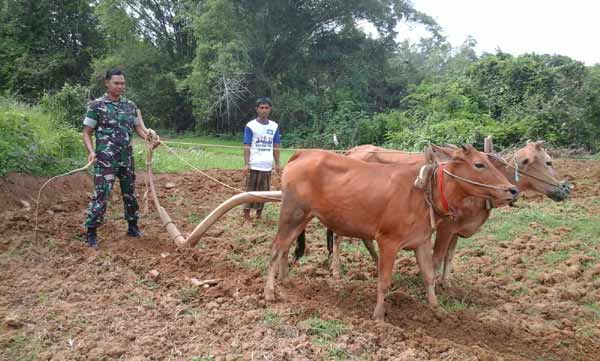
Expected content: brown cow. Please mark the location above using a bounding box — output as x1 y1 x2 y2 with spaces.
433 140 571 286
266 146 518 321
313 141 570 285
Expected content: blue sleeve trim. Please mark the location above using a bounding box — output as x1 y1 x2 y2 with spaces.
243 126 253 144
273 127 281 144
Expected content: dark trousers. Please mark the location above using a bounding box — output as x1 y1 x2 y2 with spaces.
244 170 271 210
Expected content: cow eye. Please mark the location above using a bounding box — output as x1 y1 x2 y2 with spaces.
474 162 485 169
546 161 553 167
522 159 529 165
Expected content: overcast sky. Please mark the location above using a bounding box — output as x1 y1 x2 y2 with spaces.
399 0 600 65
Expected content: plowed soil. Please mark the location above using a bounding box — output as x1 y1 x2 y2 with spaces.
1 159 599 360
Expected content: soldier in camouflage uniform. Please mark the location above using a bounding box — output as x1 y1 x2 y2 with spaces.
82 69 160 247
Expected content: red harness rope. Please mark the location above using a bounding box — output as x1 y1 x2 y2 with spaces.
438 163 450 213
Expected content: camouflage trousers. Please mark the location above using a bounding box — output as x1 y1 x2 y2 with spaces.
84 151 139 228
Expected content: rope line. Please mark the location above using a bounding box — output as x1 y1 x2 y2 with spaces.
442 168 510 191
159 140 418 154
34 160 94 241
160 140 342 152
488 153 561 187
159 142 282 201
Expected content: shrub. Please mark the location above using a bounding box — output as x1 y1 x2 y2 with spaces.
0 98 85 176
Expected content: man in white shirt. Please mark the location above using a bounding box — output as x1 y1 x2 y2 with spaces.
242 97 281 225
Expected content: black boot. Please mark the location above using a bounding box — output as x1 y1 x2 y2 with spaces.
127 220 142 237
86 227 98 248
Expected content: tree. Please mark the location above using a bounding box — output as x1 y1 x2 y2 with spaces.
0 0 104 100
186 0 440 135
93 0 196 130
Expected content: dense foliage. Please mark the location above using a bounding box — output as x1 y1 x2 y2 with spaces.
0 99 84 176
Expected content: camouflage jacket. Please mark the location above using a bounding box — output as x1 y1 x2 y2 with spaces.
83 94 141 157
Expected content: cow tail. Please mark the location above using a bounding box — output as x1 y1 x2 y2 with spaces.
293 230 306 263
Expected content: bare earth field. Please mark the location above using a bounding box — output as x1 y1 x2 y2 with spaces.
1 159 600 360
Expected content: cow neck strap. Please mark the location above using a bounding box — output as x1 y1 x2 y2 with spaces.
438 163 450 213
424 164 453 229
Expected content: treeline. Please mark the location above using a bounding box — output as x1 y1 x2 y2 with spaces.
1 0 599 151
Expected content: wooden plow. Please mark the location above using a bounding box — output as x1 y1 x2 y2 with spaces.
144 137 281 247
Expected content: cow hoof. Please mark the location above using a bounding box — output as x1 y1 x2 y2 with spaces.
372 313 385 323
372 305 386 322
441 279 453 289
264 288 276 302
431 305 447 321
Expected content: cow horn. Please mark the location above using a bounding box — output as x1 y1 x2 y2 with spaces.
484 135 494 153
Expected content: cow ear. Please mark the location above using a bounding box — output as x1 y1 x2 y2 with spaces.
425 144 454 163
487 153 504 167
534 140 545 150
460 144 474 154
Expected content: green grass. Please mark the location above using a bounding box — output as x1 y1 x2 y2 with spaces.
261 308 283 328
438 294 471 312
340 239 374 259
186 212 204 225
463 198 600 267
2 334 40 361
327 346 353 360
584 302 600 320
474 199 600 243
227 252 269 274
137 276 160 290
543 249 571 265
190 356 215 361
299 316 348 345
133 134 296 173
390 272 422 299
179 287 200 304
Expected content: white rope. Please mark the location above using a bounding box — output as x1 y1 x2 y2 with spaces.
34 160 94 241
160 140 343 153
490 153 561 187
159 142 282 201
159 140 419 154
443 168 510 191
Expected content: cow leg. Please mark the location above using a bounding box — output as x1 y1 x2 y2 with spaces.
373 240 401 322
432 227 454 280
330 233 342 278
415 241 445 318
441 234 459 288
363 239 379 265
264 207 311 302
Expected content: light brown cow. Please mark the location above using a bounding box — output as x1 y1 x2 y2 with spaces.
433 140 571 286
266 146 518 321
315 141 570 285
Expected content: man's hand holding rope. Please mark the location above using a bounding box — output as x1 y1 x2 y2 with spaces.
146 128 161 149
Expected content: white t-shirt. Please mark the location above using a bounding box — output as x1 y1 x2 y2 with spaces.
243 119 281 171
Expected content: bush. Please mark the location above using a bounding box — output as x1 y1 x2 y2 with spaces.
0 98 85 176
40 83 89 129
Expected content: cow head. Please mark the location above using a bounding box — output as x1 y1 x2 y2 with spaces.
432 144 519 206
510 141 571 201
